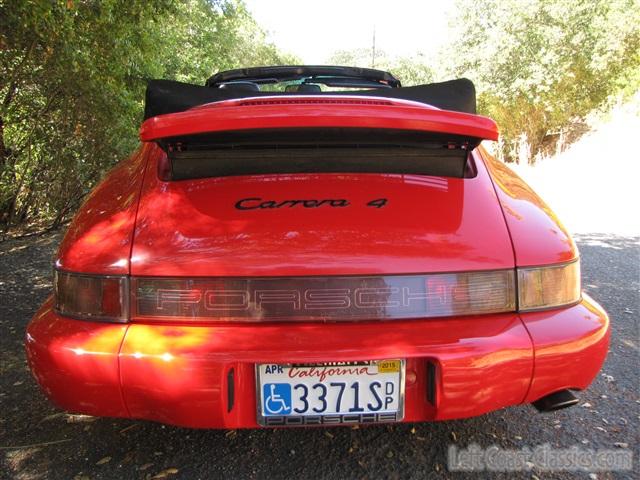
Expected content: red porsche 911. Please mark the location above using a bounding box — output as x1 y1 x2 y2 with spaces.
25 66 609 428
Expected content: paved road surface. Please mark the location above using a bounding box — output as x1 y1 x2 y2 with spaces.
1 232 638 479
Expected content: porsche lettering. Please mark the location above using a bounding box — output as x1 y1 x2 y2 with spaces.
154 286 431 312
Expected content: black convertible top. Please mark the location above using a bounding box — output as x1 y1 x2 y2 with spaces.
144 66 477 120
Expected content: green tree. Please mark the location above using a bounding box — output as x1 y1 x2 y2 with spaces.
0 0 294 231
446 0 640 162
328 48 434 86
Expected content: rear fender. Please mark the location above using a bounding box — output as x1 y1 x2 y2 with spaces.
478 147 578 266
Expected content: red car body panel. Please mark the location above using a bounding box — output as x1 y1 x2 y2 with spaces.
26 293 608 428
25 297 129 418
25 92 609 429
521 300 610 403
55 146 149 275
479 148 578 266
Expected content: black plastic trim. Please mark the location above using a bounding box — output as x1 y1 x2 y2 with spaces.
227 368 235 413
426 361 437 405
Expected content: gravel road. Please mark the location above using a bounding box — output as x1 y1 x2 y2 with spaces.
1 232 638 480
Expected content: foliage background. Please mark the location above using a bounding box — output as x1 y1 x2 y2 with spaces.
1 0 639 232
447 0 640 164
0 0 294 231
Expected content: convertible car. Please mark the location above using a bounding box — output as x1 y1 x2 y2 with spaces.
25 66 609 428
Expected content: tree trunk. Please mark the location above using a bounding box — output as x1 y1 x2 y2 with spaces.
0 116 6 171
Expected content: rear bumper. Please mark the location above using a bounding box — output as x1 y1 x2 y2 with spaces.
25 294 609 428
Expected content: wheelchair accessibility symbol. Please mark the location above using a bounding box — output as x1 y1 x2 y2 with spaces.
263 383 292 415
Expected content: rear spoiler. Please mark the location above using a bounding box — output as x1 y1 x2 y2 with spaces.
140 96 499 146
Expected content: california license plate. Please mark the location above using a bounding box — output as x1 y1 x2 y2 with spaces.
256 360 405 426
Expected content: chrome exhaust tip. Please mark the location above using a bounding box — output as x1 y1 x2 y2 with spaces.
532 389 579 413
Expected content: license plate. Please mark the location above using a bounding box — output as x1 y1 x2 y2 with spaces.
256 360 405 426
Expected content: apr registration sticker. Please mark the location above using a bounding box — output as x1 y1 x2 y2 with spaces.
377 360 401 373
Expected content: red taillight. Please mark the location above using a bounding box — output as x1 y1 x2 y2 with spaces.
54 271 128 322
54 262 580 323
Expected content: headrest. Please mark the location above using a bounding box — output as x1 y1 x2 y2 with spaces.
297 84 322 93
218 81 260 92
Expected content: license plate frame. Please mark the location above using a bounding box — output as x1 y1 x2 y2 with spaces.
255 360 405 427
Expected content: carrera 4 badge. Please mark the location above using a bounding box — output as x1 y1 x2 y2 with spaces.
235 197 388 210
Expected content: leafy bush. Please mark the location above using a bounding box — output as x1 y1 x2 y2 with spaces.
447 0 640 163
0 0 295 231
329 48 434 86
2 0 638 230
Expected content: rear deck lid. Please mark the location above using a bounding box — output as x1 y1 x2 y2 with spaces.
132 89 509 277
130 148 514 277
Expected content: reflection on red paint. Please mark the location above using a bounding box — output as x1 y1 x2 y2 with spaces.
56 146 149 274
521 293 610 403
25 297 128 417
26 294 609 428
479 147 578 266
129 145 515 277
